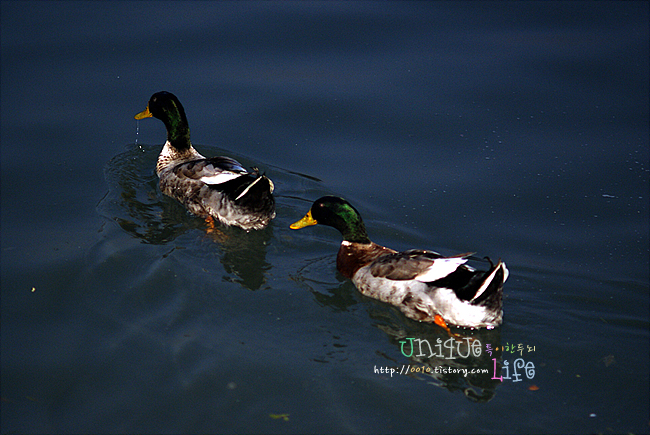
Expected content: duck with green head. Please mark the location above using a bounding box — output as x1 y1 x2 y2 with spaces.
135 91 275 231
291 196 508 329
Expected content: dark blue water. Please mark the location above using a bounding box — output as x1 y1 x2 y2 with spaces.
2 2 648 433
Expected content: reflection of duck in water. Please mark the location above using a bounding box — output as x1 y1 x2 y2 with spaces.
291 196 508 329
135 91 275 231
376 314 504 402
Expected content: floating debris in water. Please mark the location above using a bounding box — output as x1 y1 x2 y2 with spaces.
601 355 615 367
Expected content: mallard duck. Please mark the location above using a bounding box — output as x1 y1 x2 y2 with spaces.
135 91 275 231
290 196 508 329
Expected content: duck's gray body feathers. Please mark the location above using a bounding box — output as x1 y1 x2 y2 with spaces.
157 141 275 230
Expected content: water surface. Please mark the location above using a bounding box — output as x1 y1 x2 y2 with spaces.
1 2 648 433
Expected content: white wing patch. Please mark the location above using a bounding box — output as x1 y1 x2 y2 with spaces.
470 261 507 302
414 257 468 283
235 176 262 200
200 172 244 185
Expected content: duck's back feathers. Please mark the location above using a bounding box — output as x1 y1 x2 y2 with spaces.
173 156 249 185
157 148 275 230
354 256 507 328
369 249 472 282
160 159 275 230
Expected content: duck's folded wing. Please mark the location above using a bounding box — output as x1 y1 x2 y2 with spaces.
370 250 472 282
173 156 249 185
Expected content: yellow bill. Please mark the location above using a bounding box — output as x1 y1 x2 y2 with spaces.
290 210 317 229
135 105 153 120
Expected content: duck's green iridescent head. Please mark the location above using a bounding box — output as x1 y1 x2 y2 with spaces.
135 91 191 150
290 196 371 244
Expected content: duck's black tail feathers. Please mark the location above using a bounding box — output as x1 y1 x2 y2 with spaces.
217 171 275 214
432 259 508 312
469 260 508 313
